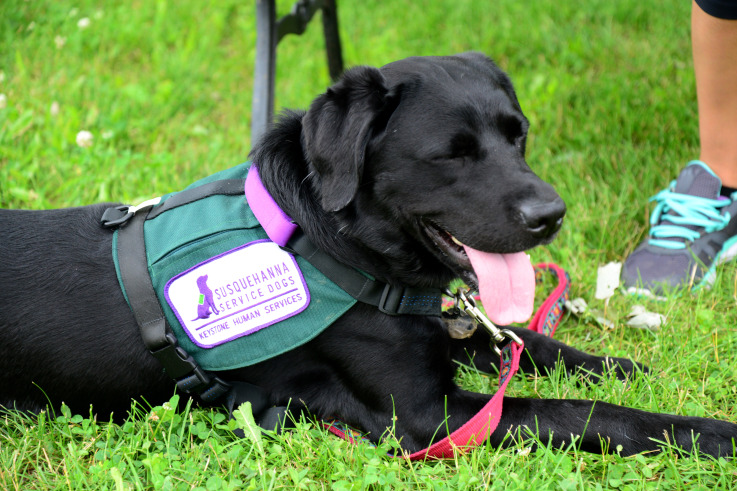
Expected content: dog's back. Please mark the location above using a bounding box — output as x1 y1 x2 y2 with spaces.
0 206 170 415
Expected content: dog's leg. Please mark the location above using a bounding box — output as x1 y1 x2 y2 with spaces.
492 397 737 457
247 307 735 458
450 322 644 380
240 309 508 452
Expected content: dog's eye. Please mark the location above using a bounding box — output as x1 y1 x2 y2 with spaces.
447 133 480 160
499 116 524 143
498 115 527 153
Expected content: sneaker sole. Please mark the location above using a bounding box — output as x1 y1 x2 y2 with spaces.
624 286 668 301
694 235 737 290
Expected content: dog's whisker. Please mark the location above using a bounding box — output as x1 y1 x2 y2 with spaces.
300 171 314 187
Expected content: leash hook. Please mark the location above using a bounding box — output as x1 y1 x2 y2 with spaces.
445 288 523 356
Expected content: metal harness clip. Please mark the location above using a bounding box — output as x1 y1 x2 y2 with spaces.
444 288 523 356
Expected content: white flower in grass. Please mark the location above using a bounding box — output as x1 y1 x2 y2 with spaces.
54 36 66 49
192 124 208 135
517 446 532 457
76 130 93 148
50 101 60 116
0 94 7 109
77 17 90 29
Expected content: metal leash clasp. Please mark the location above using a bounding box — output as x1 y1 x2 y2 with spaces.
444 288 523 356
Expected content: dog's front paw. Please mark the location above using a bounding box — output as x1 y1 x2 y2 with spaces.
659 414 737 458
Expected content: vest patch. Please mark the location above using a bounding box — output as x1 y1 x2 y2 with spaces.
165 240 310 348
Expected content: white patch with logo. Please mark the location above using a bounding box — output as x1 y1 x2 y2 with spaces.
165 240 310 348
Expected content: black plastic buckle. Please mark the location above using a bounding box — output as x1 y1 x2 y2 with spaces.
176 367 212 394
148 333 230 402
200 376 232 402
148 332 200 380
101 205 133 229
378 284 405 315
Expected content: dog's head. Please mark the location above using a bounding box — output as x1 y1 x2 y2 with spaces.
262 53 565 320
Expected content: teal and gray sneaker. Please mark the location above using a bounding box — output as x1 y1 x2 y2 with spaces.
621 160 737 295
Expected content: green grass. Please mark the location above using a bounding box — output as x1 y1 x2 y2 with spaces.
2 0 737 488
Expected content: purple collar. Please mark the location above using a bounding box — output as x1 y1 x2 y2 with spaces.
245 164 298 247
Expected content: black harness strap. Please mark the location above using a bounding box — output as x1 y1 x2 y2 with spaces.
285 229 442 316
113 199 293 430
101 179 247 228
146 179 246 219
102 185 298 430
115 206 231 402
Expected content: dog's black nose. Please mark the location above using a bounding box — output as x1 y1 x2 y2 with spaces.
519 197 566 238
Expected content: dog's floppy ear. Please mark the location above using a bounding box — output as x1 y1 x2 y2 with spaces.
302 66 397 212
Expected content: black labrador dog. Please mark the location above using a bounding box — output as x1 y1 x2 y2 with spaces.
1 52 736 458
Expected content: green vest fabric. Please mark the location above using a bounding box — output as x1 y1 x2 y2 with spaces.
113 162 357 371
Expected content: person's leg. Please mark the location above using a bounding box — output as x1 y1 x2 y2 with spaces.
621 1 737 294
692 0 737 188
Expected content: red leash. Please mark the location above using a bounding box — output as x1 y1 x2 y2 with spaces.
404 340 524 460
323 340 524 460
526 263 570 337
324 263 570 460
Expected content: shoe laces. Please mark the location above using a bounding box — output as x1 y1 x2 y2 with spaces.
648 183 732 250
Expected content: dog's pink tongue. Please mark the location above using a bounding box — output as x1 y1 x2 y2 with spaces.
463 245 535 325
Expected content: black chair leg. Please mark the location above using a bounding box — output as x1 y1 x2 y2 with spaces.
320 0 344 81
251 0 344 143
252 0 278 144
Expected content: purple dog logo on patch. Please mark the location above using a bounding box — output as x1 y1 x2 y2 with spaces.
193 274 219 320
